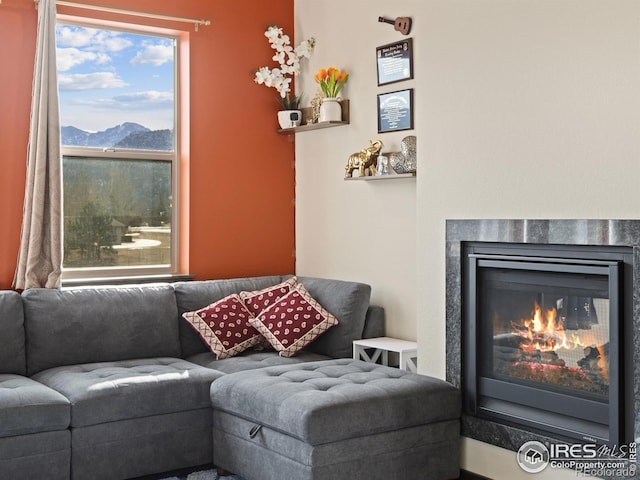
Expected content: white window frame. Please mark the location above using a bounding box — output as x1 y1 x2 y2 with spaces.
57 16 183 282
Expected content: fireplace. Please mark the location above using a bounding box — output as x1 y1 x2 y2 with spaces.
463 242 629 445
445 220 639 455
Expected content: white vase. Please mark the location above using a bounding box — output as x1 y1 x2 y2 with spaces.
319 98 342 122
277 110 302 129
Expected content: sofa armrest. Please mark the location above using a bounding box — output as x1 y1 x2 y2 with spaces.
362 305 385 339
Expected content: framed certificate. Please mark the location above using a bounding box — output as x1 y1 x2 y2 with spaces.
376 38 413 86
377 88 414 133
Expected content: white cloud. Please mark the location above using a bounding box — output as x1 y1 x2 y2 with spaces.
111 91 174 109
58 72 128 91
63 90 172 109
57 48 111 71
56 26 133 72
98 34 134 53
56 25 133 52
56 25 98 48
130 42 173 67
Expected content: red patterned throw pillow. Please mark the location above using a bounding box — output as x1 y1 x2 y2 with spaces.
182 294 263 359
240 277 298 315
248 283 339 357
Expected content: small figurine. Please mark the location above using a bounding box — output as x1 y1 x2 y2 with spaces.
376 155 390 176
310 90 323 124
345 140 384 177
389 135 416 174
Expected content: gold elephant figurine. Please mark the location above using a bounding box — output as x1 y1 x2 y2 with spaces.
345 140 384 177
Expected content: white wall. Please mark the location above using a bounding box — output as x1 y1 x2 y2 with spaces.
295 1 640 479
295 0 418 342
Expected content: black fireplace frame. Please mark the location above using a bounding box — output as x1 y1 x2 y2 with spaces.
462 241 630 446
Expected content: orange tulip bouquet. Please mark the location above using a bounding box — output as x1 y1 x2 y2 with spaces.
314 67 349 98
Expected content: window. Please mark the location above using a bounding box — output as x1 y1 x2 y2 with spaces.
56 19 181 280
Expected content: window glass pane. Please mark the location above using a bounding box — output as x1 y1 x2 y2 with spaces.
56 19 180 277
56 24 175 151
63 156 172 268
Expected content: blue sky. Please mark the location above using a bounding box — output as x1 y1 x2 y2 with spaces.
56 23 175 132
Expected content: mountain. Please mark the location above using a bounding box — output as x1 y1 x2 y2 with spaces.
61 122 150 148
115 129 173 151
60 125 90 146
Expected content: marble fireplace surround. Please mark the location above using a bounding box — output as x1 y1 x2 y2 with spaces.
445 219 640 452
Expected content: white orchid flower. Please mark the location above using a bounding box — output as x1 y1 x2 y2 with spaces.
265 26 282 41
254 67 271 85
255 25 315 104
277 77 292 96
295 38 315 59
272 51 286 65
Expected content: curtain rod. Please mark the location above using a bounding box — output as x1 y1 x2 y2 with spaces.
31 1 211 31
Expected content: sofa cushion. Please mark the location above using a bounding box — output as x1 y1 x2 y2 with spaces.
0 430 70 480
249 283 339 357
0 291 26 376
187 350 332 374
71 410 211 480
0 374 70 438
174 276 289 357
182 294 262 359
297 277 372 358
31 358 222 428
23 284 181 375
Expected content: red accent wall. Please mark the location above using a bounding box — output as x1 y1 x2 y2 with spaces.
0 0 295 288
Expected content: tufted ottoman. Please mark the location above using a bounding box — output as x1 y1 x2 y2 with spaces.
210 359 461 480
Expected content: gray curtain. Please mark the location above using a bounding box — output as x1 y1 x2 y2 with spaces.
13 0 62 290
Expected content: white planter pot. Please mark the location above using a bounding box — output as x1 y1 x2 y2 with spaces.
277 110 302 129
319 98 342 122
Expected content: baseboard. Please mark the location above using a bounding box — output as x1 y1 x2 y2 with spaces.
459 469 493 480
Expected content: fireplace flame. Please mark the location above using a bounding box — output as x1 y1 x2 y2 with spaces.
511 303 608 378
512 302 586 353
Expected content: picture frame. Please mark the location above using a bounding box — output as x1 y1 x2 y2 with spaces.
376 38 413 86
377 88 414 133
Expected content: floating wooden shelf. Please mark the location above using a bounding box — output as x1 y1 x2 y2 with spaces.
277 100 350 134
344 173 416 181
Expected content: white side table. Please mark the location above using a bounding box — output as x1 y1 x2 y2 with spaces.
353 336 418 372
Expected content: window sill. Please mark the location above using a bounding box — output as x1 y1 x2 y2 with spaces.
62 273 194 288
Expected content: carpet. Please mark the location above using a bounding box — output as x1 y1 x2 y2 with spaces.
161 468 244 480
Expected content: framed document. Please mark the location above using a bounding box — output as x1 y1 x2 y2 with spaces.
376 38 413 86
377 89 414 133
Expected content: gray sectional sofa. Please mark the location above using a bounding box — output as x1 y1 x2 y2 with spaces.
0 275 460 480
